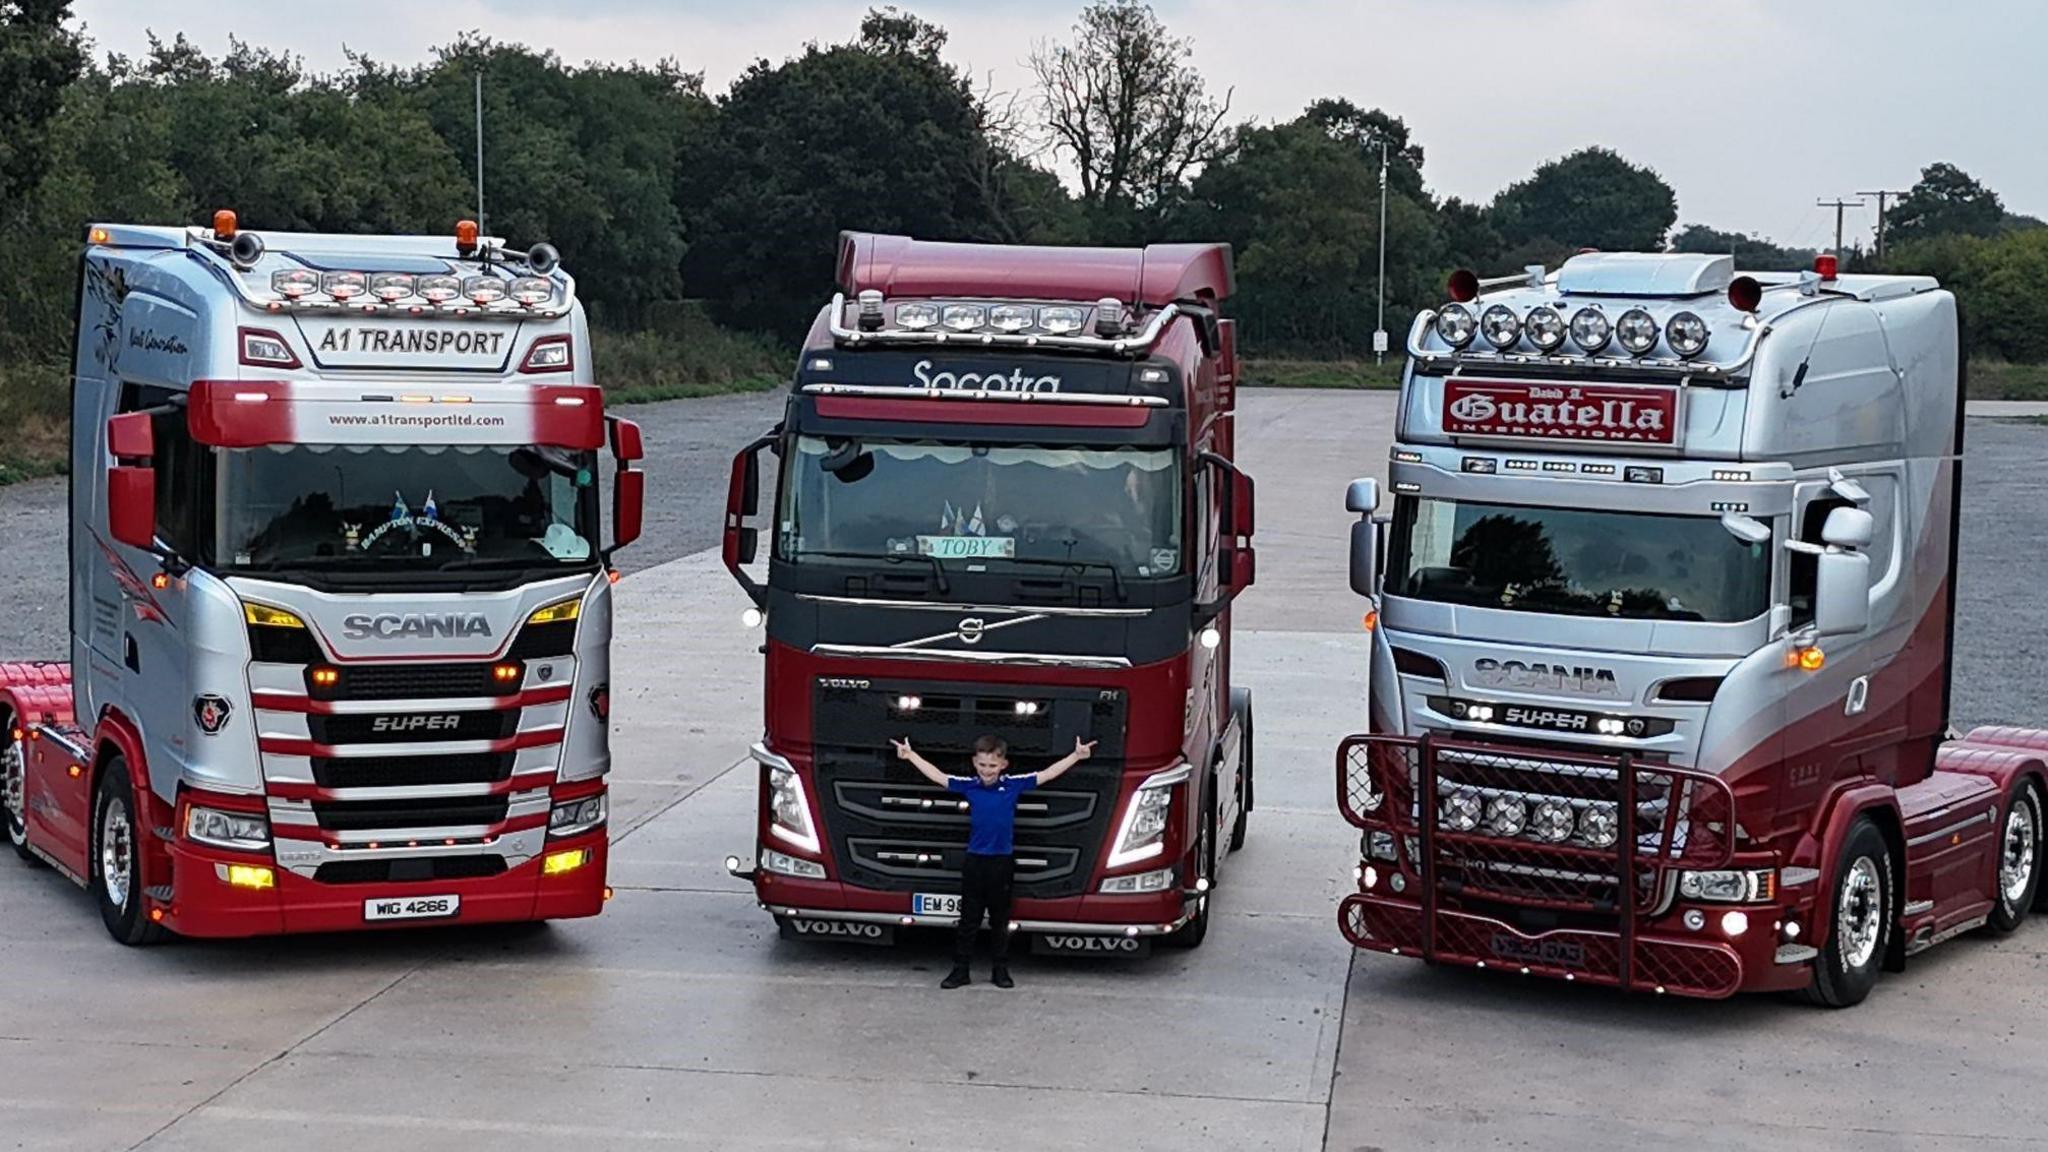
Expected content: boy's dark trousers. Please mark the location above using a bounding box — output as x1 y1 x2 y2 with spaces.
955 852 1016 965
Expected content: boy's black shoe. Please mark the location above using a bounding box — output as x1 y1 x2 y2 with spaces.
991 966 1015 989
941 966 972 989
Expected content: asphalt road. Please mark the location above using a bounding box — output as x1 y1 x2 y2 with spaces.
4 391 2048 1152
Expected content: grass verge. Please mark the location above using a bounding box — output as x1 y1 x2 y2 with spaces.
0 361 69 485
1240 359 1403 390
1970 360 2048 401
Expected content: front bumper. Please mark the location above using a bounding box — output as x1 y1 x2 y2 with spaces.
734 862 1200 939
159 829 609 938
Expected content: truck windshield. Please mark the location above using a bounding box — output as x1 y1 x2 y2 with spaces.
216 444 600 575
777 436 1181 578
1389 496 1770 623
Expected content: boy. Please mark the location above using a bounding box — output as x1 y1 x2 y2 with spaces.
891 733 1095 988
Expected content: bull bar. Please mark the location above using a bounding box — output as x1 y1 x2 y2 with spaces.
1336 732 1746 997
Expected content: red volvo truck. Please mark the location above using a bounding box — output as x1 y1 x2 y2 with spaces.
1 216 644 943
722 232 1256 955
1338 251 2048 1005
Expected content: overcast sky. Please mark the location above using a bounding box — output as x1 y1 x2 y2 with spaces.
67 0 2045 249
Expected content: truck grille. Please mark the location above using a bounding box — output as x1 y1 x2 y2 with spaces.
809 678 1125 899
311 663 514 701
308 710 518 745
314 856 509 885
313 796 510 831
309 752 514 789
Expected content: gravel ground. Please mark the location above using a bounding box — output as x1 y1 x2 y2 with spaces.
0 396 2041 729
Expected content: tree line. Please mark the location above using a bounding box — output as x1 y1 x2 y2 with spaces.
3 0 2043 380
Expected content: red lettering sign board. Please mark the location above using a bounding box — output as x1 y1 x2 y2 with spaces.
1443 379 1680 445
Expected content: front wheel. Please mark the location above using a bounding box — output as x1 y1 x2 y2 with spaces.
1805 818 1890 1008
1990 781 2043 932
3 718 39 864
1164 786 1217 950
93 758 168 946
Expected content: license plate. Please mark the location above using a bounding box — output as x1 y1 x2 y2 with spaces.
364 894 461 921
913 893 961 917
1489 931 1585 969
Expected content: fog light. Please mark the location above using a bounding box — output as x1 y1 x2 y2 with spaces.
1362 865 1379 890
1100 867 1174 894
217 863 275 890
762 848 826 879
1683 909 1705 931
543 848 591 876
1784 920 1802 939
1721 910 1750 937
1389 873 1407 893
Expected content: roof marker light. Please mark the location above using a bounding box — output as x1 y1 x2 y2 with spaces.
212 210 238 239
1815 253 1839 281
856 289 885 331
1728 276 1763 313
1447 269 1479 303
370 273 417 302
456 219 480 254
321 271 366 301
418 275 461 304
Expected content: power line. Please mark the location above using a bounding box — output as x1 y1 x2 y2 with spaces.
1857 189 1908 261
1816 197 1866 255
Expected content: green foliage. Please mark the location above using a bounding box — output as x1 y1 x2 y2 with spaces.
0 0 85 202
1884 229 2048 364
1240 359 1402 390
1490 146 1677 254
1886 162 2007 245
593 302 788 402
1670 223 1817 271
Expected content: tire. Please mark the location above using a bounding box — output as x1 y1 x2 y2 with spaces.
3 715 40 865
1805 818 1891 1008
1989 781 2043 932
92 758 168 946
1228 703 1252 854
1165 785 1217 949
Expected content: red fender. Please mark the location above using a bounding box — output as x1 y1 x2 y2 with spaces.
1934 742 2048 898
1790 781 1903 954
92 707 176 906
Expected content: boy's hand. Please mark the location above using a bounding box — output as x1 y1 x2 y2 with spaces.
891 737 914 760
1072 737 1097 760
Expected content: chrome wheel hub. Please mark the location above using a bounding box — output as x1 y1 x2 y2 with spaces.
2002 799 2038 907
2 736 24 842
100 798 133 909
1838 856 1883 970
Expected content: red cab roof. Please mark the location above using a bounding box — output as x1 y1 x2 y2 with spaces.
837 232 1233 308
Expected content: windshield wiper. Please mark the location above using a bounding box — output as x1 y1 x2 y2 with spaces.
793 548 951 594
995 555 1127 602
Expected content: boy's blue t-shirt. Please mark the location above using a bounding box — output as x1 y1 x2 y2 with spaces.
947 773 1039 856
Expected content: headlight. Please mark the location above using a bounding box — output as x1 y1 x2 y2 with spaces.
762 847 827 880
243 602 305 629
1530 800 1575 843
1569 307 1611 353
548 794 607 839
1678 869 1777 903
989 304 1036 332
1442 788 1482 833
895 303 940 330
1615 308 1659 356
1107 764 1187 868
185 805 271 852
1099 867 1175 894
1037 305 1086 334
1665 311 1710 358
1525 306 1567 351
1479 304 1521 350
761 750 821 854
939 304 987 332
1576 804 1619 848
1435 304 1477 349
1485 795 1526 837
1366 830 1399 861
526 597 581 626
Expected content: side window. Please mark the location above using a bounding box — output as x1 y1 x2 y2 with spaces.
117 383 205 557
1788 494 1853 628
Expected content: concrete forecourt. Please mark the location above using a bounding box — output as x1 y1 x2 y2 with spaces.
3 389 2047 1150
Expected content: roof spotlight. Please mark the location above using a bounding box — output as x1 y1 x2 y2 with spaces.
1435 303 1477 349
1525 306 1567 352
1615 308 1659 356
1480 304 1521 350
1569 307 1612 354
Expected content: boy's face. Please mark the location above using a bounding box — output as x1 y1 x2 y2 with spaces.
972 750 1008 783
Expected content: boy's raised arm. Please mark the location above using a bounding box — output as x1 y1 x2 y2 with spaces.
891 738 952 787
1035 737 1097 786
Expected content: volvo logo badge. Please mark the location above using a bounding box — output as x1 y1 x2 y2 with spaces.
956 617 986 645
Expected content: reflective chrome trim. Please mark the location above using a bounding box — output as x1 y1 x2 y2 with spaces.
895 614 1046 650
1774 944 1819 965
269 825 547 878
810 643 1131 669
805 382 1169 407
28 723 89 762
795 593 1151 618
765 904 1197 936
826 292 1180 360
1903 899 1935 916
1780 866 1822 887
1907 810 1991 848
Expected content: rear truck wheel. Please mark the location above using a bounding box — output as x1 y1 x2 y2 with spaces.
1805 818 1891 1008
4 717 38 864
1228 699 1253 854
1165 781 1218 950
1989 781 2043 932
92 758 168 946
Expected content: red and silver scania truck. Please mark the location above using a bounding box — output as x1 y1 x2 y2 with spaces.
0 215 645 943
722 232 1256 955
1337 251 2048 1005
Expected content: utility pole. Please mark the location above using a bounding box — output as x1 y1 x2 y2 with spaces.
1374 140 1389 366
474 70 486 237
1816 197 1865 256
1858 189 1907 261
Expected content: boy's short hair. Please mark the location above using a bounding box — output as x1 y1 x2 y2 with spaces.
972 734 1009 758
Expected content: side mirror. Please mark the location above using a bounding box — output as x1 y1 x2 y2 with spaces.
1814 550 1871 637
608 416 645 462
1821 506 1873 550
1346 477 1381 598
1345 477 1381 516
1228 468 1255 539
106 413 157 552
724 434 774 607
605 417 645 554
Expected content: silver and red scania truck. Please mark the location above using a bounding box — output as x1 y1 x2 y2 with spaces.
1338 250 2048 1005
723 232 1256 956
0 215 645 943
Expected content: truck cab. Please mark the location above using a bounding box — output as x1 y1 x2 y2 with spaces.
0 216 644 942
1338 252 2048 1005
723 232 1256 954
